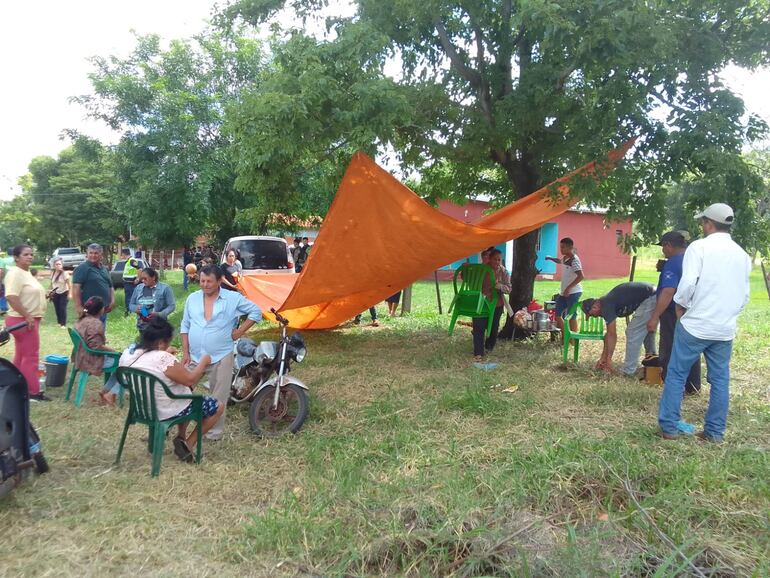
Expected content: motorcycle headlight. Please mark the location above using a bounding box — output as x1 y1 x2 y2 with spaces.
293 346 307 363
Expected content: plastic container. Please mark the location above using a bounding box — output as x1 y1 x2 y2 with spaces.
38 364 46 393
44 355 69 388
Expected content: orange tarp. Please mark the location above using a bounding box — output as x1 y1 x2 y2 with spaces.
239 141 634 329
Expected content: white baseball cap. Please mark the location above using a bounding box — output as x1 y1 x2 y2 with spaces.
694 203 734 225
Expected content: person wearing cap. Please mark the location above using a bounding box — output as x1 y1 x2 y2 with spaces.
646 231 701 394
658 203 751 442
581 281 657 374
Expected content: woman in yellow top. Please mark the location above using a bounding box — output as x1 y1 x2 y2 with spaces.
5 244 48 401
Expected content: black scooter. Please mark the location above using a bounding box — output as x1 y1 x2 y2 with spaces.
0 322 49 499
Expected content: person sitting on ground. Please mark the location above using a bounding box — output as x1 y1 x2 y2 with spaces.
472 248 511 361
545 237 584 335
128 267 176 331
120 316 223 462
73 296 121 406
581 281 657 374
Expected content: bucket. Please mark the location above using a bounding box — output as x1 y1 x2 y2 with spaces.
44 355 69 388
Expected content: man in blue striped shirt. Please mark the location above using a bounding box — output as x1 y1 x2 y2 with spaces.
181 264 263 440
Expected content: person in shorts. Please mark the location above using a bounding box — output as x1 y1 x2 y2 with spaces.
546 237 584 334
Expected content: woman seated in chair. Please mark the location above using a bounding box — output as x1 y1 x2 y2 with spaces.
119 317 224 463
74 296 123 406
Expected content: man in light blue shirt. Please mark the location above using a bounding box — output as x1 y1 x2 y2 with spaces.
181 264 262 440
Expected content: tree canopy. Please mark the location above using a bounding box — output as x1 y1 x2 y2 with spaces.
74 31 264 247
224 0 770 308
6 1 769 276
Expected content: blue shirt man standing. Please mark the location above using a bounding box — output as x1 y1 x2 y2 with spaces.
181 264 262 440
646 231 701 394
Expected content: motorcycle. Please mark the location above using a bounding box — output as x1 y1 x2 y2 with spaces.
229 308 309 436
0 322 49 499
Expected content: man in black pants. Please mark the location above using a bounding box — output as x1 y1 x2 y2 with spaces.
646 231 701 393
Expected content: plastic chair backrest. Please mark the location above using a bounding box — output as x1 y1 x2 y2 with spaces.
453 263 495 294
115 367 162 423
68 327 83 351
578 306 604 335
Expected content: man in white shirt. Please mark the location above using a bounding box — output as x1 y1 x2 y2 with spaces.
658 203 752 442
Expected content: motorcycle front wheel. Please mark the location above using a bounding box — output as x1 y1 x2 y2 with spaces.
29 425 49 474
249 383 308 437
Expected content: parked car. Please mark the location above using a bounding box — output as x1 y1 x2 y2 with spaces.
222 236 295 275
48 247 86 270
110 259 147 288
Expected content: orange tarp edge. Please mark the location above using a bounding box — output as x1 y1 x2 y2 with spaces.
239 140 635 329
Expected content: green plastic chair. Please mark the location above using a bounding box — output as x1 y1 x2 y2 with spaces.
448 263 497 337
65 328 122 407
114 367 204 477
562 301 605 363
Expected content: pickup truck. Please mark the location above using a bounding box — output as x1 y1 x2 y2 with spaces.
48 248 86 270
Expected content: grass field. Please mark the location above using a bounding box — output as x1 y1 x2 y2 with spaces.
1 257 769 577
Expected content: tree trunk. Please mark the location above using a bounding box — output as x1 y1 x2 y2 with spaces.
498 230 539 339
497 149 541 340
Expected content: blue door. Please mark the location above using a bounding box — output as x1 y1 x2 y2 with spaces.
535 223 558 275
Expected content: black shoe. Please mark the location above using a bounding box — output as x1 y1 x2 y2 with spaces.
30 393 52 402
173 437 194 463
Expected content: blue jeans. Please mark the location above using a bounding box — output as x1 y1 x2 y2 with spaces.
658 322 733 440
101 356 121 395
183 271 189 291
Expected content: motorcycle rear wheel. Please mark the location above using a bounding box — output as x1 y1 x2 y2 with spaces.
249 384 308 437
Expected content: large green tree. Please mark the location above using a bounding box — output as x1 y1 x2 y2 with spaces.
223 24 415 231
225 0 770 322
666 149 770 257
0 193 38 252
76 31 264 247
20 137 123 254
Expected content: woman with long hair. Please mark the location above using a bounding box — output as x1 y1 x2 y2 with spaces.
119 317 223 462
220 249 241 292
73 296 123 406
471 248 511 362
5 244 48 401
50 257 71 327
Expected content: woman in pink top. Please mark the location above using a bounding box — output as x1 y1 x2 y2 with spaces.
119 317 224 463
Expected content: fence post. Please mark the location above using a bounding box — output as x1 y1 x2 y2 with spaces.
401 285 413 315
434 270 443 314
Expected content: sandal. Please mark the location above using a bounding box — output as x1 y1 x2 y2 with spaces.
173 437 194 463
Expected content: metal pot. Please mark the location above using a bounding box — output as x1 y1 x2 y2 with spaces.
533 310 550 331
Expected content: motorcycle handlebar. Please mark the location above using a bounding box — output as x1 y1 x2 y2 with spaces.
0 321 29 346
270 307 289 326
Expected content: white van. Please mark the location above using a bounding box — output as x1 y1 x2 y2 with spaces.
222 236 295 275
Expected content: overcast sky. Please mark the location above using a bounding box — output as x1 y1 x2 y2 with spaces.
1 1 768 200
